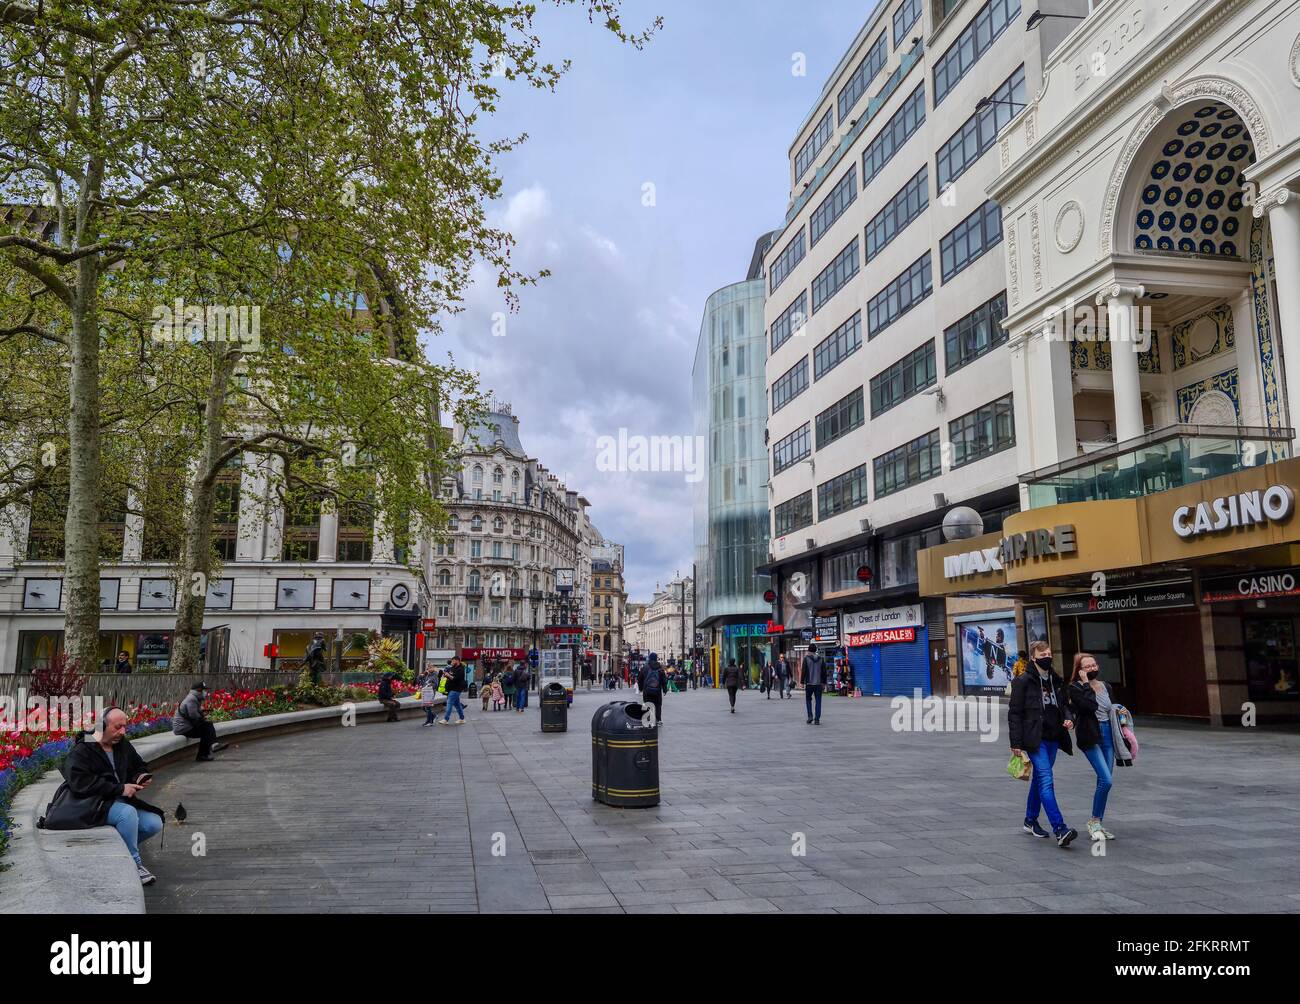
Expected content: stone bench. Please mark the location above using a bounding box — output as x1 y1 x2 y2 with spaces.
0 695 432 914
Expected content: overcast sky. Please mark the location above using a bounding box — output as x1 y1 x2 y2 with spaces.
428 0 874 601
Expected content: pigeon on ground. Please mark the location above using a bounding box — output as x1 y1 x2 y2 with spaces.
175 802 187 824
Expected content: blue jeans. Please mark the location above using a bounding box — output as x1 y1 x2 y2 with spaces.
424 706 437 724
106 799 163 867
1082 722 1115 820
443 691 465 721
515 686 526 711
805 684 823 722
1025 741 1067 832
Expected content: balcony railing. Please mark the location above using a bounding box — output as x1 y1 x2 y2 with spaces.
1024 425 1294 508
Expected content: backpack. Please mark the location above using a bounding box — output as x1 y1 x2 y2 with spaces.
502 670 515 688
642 666 662 693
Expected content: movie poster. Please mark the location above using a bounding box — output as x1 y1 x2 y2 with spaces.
956 615 1018 695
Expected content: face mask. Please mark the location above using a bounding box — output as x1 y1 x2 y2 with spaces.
1034 657 1053 673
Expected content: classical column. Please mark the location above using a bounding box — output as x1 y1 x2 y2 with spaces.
317 503 338 562
1257 188 1300 435
1027 319 1077 467
1097 284 1146 444
1008 331 1034 508
1230 289 1265 429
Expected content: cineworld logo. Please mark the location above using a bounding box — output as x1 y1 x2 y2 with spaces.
1172 485 1294 539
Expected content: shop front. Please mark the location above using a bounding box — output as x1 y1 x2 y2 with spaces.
842 604 930 697
920 456 1300 724
720 622 774 687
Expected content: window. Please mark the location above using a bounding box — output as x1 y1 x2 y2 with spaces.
438 568 452 586
818 464 870 519
870 340 937 417
448 515 459 531
512 543 520 560
933 0 1022 106
771 357 810 414
493 466 504 484
280 477 321 562
865 167 928 263
936 65 1026 189
337 495 375 562
837 32 888 124
795 107 834 182
774 491 815 536
811 238 859 315
211 459 241 561
472 465 483 485
468 603 480 622
810 169 857 247
492 541 502 558
945 291 1009 374
770 228 806 295
824 545 874 596
862 83 926 187
471 539 482 558
867 254 933 338
873 430 942 498
894 0 923 46
814 311 862 381
770 292 808 353
940 200 1003 283
470 515 483 532
816 388 865 449
949 393 1015 468
492 516 503 533
773 424 812 475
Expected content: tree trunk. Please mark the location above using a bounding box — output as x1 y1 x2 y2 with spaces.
62 258 103 674
172 351 238 677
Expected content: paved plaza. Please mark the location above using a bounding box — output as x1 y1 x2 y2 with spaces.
142 688 1300 914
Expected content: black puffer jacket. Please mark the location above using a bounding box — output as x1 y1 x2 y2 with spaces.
1067 680 1133 765
1008 669 1074 756
64 735 166 825
722 663 742 688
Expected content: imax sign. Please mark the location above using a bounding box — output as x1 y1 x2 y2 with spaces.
943 525 1078 581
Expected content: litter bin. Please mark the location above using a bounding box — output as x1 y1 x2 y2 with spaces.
541 682 568 733
590 702 659 808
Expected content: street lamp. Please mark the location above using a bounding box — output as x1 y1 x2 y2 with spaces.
974 96 1026 115
1025 9 1085 30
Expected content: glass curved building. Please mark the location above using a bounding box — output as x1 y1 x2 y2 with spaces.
693 249 774 682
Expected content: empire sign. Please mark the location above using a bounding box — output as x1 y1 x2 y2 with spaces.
943 525 1078 580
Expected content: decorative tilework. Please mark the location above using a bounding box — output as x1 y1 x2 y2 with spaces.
1177 367 1239 422
1172 303 1235 370
1070 333 1160 373
1249 216 1285 457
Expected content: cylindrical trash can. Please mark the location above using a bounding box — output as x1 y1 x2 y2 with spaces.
541 682 568 733
591 702 659 808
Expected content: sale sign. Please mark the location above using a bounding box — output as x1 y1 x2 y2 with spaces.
847 627 916 646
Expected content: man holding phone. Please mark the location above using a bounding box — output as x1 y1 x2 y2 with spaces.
63 707 166 886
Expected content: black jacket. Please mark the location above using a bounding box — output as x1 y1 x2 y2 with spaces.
64 736 166 824
1067 680 1132 765
1008 669 1074 756
722 664 742 688
447 664 467 692
638 661 665 694
377 675 394 701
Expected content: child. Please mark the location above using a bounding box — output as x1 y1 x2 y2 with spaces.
481 675 493 712
491 677 504 711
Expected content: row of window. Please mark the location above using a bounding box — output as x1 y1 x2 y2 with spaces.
933 0 1022 107
870 339 937 418
773 423 812 476
936 64 1026 190
772 356 810 414
893 0 923 46
796 107 834 183
816 387 865 450
770 227 806 295
814 310 862 382
812 237 860 315
863 83 926 188
775 393 1017 527
940 199 1003 284
945 291 1009 375
867 253 933 338
770 291 807 354
810 169 857 247
865 166 929 263
838 31 889 125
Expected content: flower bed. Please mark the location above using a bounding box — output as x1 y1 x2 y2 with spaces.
0 689 294 868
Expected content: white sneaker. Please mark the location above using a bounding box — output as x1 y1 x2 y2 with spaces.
137 864 157 886
455 718 466 725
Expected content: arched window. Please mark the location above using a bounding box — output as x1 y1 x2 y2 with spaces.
493 466 504 485
512 518 521 536
531 573 539 590
512 470 520 485
437 568 452 586
492 516 504 534
472 465 483 485
448 515 459 531
470 515 483 532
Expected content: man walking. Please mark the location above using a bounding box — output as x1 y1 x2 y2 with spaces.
802 645 827 725
441 656 468 725
514 661 530 712
773 655 788 699
1009 640 1078 847
638 652 666 727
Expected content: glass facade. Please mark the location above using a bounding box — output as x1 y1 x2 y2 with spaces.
694 279 771 628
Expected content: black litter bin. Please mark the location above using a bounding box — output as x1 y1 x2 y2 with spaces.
468 682 478 700
591 702 659 808
541 682 568 733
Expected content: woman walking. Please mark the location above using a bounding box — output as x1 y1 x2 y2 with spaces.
722 659 742 714
1067 653 1134 841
